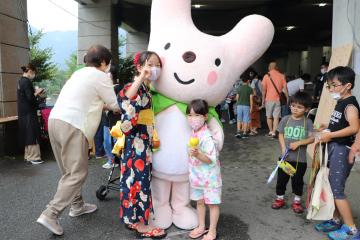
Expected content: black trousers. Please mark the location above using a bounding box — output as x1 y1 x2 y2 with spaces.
276 161 307 196
228 101 236 120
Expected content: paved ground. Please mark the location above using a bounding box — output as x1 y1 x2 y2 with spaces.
1 124 360 240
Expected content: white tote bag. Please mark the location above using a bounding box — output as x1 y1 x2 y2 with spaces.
307 143 335 220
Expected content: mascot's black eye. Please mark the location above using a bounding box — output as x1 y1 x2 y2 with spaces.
215 58 221 66
164 43 171 50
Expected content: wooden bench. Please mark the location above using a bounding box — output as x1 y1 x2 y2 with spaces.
0 116 18 124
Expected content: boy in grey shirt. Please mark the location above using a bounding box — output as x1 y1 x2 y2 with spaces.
271 92 314 213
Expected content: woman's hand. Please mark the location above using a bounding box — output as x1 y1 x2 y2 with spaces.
34 88 44 96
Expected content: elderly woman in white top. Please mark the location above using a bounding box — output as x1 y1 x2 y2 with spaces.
36 45 120 236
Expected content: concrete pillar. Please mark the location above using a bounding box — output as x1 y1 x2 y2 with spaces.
0 0 29 117
0 0 29 155
307 46 323 80
286 51 301 77
77 0 119 65
332 0 360 99
125 32 149 57
300 50 309 74
274 57 287 74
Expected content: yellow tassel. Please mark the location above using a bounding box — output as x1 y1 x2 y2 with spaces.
110 121 123 138
110 121 125 156
152 129 160 150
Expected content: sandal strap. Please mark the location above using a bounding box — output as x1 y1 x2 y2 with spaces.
140 228 165 237
127 223 139 230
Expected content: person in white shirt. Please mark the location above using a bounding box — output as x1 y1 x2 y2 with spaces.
36 45 120 236
287 74 310 97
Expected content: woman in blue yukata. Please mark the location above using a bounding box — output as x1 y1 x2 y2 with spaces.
117 51 166 239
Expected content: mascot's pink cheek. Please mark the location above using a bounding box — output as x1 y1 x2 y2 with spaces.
207 71 218 86
161 57 166 67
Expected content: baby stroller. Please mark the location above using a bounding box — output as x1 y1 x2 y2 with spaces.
37 91 52 141
38 107 52 141
96 157 121 200
96 111 122 201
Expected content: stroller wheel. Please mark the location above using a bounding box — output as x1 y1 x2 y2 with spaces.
96 185 108 201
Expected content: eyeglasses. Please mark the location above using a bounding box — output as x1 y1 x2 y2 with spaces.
326 84 343 90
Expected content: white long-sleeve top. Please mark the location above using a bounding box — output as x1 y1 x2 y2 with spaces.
50 67 119 141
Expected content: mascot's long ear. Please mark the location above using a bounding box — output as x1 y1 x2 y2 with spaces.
220 15 275 70
150 0 194 33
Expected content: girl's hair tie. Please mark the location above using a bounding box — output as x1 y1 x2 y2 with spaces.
133 52 141 66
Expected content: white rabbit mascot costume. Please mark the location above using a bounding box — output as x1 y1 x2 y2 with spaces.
148 0 274 230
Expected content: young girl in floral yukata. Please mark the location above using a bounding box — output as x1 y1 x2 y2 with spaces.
187 99 222 240
117 51 166 239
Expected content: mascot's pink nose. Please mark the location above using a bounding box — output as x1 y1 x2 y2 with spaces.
182 51 196 63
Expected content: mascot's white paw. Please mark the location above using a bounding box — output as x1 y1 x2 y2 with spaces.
172 206 198 230
150 204 173 229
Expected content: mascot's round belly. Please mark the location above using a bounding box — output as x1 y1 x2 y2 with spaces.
152 106 191 176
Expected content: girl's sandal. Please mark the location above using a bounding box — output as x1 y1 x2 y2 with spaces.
189 228 209 239
136 228 167 239
202 232 218 240
125 223 139 231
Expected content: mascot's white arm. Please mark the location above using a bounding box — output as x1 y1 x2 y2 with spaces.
208 118 224 151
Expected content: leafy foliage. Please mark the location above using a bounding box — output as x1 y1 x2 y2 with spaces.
29 30 58 82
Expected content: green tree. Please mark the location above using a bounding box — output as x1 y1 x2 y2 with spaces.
64 52 78 80
29 30 58 82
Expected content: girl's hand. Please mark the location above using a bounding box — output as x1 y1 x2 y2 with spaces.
289 142 300 150
138 60 151 81
190 148 200 158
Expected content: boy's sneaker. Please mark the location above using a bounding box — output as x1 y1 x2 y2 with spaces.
102 162 119 169
349 232 360 240
271 198 285 209
229 119 236 124
221 118 226 123
235 132 242 138
291 200 304 214
30 160 44 165
315 220 342 233
328 224 357 240
241 133 249 139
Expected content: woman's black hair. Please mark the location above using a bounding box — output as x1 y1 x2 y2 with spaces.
21 63 37 73
186 99 209 116
109 65 118 84
84 45 112 67
326 66 355 89
135 51 162 76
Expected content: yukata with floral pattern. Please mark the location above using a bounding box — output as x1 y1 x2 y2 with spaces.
189 124 222 204
118 82 154 225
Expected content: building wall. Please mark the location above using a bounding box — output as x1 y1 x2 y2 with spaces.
77 0 119 65
125 32 149 57
332 0 360 100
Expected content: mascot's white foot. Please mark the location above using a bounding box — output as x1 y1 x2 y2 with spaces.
150 176 173 229
171 181 198 230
